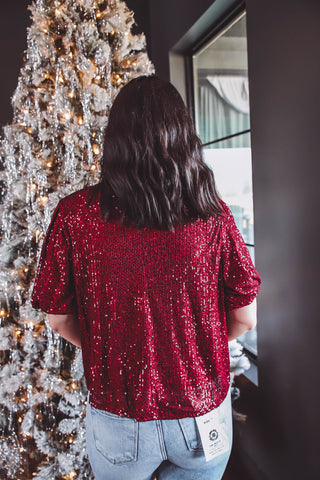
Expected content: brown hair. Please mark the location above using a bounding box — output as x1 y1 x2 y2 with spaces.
99 75 222 231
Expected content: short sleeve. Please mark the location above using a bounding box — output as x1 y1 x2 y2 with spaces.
221 204 261 312
31 200 76 315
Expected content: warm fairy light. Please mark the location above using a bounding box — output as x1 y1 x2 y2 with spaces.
0 309 6 316
69 51 73 58
20 367 24 371
92 132 96 138
24 267 29 272
16 285 23 291
63 112 72 121
47 161 53 168
18 416 23 423
48 106 54 112
36 230 44 242
19 447 25 453
59 75 65 84
39 195 49 206
68 91 75 98
112 73 123 86
90 164 97 171
71 382 77 390
68 436 74 444
92 144 100 155
27 127 33 134
95 75 101 81
78 116 84 125
96 11 102 18
110 30 115 36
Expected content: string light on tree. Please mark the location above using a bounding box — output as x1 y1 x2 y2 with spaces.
92 144 100 155
62 470 77 480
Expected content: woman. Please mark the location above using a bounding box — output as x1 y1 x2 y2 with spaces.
31 75 261 480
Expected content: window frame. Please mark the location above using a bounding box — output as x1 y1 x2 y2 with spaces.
169 0 258 384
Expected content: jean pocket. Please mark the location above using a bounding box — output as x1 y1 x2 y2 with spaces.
90 405 138 465
178 417 204 452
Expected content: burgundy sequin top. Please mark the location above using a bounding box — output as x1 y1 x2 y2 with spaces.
31 184 261 421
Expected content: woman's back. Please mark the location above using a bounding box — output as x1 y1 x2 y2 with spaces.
31 183 260 420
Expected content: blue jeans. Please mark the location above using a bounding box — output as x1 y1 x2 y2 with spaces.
85 386 232 480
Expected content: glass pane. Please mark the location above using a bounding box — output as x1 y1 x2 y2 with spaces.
238 328 258 356
193 13 250 146
194 11 257 357
203 133 254 247
203 134 258 356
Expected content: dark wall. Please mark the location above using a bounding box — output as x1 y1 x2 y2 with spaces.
148 0 214 78
245 0 320 477
0 1 32 129
126 0 150 48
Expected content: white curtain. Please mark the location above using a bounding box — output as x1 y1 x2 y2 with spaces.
199 76 250 148
207 75 250 114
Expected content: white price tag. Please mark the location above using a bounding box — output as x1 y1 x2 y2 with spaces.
195 405 230 462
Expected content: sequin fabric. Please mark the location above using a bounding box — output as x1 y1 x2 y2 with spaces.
31 184 261 421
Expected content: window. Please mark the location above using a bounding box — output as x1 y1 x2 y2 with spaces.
193 12 257 356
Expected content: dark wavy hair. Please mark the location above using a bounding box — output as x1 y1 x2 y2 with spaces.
99 75 223 231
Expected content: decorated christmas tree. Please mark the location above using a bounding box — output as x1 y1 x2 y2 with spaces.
0 0 153 478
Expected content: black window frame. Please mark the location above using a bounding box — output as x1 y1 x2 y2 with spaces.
169 0 258 382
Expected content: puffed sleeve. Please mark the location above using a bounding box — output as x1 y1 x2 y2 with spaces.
31 199 76 314
220 203 261 312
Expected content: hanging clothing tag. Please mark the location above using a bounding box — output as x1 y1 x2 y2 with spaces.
195 407 230 462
